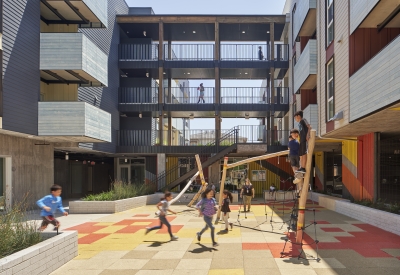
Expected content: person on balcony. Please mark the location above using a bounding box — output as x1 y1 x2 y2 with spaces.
258 46 264 60
197 83 205 103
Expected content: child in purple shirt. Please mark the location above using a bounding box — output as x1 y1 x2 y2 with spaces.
196 188 218 247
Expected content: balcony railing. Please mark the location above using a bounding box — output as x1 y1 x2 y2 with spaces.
118 128 289 147
119 44 158 60
119 87 289 104
220 87 289 104
220 44 270 61
164 44 214 60
119 87 158 103
274 44 289 61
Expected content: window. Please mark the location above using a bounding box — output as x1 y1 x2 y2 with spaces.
327 59 334 120
326 0 334 45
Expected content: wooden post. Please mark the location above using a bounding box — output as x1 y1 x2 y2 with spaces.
216 157 228 223
187 154 208 207
296 130 316 243
227 150 289 169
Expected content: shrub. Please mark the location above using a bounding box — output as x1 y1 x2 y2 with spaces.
0 196 42 259
354 199 400 215
82 181 154 201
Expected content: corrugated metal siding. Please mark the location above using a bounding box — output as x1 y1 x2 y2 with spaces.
248 162 280 196
266 157 293 176
2 0 40 134
358 133 375 199
166 156 178 186
78 0 129 153
315 151 324 190
342 140 357 167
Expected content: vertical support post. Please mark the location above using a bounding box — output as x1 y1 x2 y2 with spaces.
158 22 164 144
215 22 221 145
187 154 208 207
270 21 275 142
296 130 316 243
216 157 228 222
168 116 172 146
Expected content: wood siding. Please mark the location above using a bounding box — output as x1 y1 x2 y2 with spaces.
350 0 380 34
293 0 317 40
38 102 111 142
349 34 400 121
294 39 317 92
2 0 40 134
78 0 129 154
40 33 108 86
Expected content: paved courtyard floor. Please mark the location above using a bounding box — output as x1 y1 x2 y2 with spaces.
49 199 400 275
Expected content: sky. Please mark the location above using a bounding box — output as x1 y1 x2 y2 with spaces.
124 0 286 130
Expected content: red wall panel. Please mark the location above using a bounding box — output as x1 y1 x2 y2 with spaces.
357 133 375 199
300 89 317 110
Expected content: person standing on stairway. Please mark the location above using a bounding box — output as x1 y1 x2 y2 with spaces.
240 178 254 212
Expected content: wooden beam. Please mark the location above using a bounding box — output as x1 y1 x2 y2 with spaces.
116 15 286 24
296 130 316 243
227 150 289 169
215 157 228 223
187 154 208 207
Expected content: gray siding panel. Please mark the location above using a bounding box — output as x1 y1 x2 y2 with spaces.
2 0 40 134
293 0 316 40
350 35 400 121
350 0 380 34
293 39 317 92
78 0 128 153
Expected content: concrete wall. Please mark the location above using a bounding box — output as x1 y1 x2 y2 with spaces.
0 134 53 207
0 231 78 275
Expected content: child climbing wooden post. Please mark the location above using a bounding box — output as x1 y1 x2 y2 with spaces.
296 129 316 243
187 154 208 207
215 157 228 223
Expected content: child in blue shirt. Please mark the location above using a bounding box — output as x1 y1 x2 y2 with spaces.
37 185 68 231
288 129 301 184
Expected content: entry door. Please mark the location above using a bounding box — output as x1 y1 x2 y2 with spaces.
119 165 131 183
131 165 145 184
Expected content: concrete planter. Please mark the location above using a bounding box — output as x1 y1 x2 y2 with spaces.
69 194 161 214
0 231 78 275
308 192 400 236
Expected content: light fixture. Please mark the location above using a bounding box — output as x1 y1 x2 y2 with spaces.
187 72 190 75
163 72 166 75
189 114 194 120
65 153 69 160
267 31 270 33
245 113 249 120
121 74 127 78
120 113 127 117
139 112 142 118
143 31 146 36
146 72 149 78
245 72 248 75
193 31 196 34
102 162 104 164
127 31 129 34
75 160 78 162
183 31 185 33
242 31 245 34
125 158 128 163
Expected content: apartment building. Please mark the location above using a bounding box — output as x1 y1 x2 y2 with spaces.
284 0 400 202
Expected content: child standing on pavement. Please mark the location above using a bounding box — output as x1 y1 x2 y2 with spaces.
221 190 233 232
196 189 219 247
36 184 68 231
146 191 179 241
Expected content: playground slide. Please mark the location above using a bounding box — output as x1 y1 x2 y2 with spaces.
169 171 200 205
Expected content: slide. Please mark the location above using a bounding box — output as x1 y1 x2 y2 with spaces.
170 171 200 204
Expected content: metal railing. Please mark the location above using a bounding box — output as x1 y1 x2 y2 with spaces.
164 44 214 60
220 44 270 61
166 87 214 104
119 87 158 103
119 44 158 60
274 44 289 61
221 87 267 104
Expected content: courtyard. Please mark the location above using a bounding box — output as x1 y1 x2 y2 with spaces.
47 198 400 275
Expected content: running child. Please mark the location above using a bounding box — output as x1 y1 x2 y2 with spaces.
221 190 233 232
146 191 179 241
196 189 218 247
36 184 68 231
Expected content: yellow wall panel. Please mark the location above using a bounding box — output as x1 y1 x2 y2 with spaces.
342 141 357 167
40 83 78 101
315 151 324 171
248 162 280 196
166 157 178 191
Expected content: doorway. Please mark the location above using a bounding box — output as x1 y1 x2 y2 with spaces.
117 158 146 184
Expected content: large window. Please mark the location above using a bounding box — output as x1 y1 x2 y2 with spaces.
326 0 334 45
327 59 334 120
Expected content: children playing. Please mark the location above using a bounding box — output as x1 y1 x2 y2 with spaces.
146 191 179 241
36 184 68 231
288 129 301 184
196 189 218 247
221 190 233 232
294 111 311 175
269 184 276 198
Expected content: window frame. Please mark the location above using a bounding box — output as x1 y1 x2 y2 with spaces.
326 58 335 121
326 0 334 47
292 3 297 46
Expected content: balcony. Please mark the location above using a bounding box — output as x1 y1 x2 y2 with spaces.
350 0 381 34
118 87 290 117
40 33 108 86
303 104 318 134
38 102 111 142
40 0 107 27
349 34 400 121
293 39 317 93
293 0 316 39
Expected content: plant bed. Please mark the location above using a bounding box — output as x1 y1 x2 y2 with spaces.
0 231 77 275
308 192 400 236
69 193 162 214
